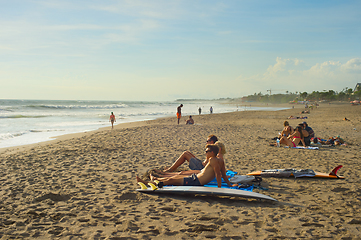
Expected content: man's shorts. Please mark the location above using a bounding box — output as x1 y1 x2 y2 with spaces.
189 157 204 170
299 137 311 146
176 112 181 119
304 137 311 146
183 173 202 186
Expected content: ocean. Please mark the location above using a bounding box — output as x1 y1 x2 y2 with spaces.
0 99 288 148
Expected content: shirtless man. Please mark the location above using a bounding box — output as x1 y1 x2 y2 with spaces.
109 112 116 129
163 134 218 172
299 122 313 146
137 144 231 188
185 115 194 124
177 104 183 124
151 141 233 187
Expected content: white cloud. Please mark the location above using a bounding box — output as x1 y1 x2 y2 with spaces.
237 57 361 96
341 58 361 72
264 57 305 79
305 61 341 77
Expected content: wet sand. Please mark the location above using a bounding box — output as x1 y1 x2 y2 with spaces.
1 103 360 239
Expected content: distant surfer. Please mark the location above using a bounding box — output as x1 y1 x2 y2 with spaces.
210 106 213 114
177 104 183 124
109 112 116 129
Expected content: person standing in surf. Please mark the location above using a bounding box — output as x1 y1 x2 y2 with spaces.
109 112 116 129
177 104 183 124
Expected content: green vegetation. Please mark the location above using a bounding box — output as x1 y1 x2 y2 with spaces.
243 87 361 103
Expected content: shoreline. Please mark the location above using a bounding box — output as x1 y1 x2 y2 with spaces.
0 103 293 155
0 120 152 155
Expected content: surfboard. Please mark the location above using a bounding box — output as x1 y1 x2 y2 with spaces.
247 165 344 179
136 184 277 201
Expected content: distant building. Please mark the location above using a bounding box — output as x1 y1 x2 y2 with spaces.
354 83 361 92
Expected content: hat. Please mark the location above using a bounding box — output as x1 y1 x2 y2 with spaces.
302 122 307 125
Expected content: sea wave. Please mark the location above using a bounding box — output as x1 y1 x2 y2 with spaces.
0 132 27 141
25 104 129 110
0 115 47 119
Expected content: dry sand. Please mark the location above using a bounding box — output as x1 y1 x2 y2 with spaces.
1 103 360 239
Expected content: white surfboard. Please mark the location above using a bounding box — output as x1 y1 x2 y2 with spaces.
137 186 277 201
229 175 256 184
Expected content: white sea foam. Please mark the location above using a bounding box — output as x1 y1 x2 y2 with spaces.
0 99 289 148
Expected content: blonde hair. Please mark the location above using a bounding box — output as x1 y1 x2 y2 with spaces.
215 141 226 155
205 144 219 156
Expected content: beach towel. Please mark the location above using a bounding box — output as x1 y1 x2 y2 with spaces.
288 146 319 150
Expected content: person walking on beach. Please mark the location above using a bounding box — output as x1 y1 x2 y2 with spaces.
177 104 183 124
210 106 213 114
198 107 202 115
109 112 116 129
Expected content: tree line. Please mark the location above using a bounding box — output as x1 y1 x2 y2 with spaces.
243 86 361 103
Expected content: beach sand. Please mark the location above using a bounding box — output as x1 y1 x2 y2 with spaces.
1 103 360 239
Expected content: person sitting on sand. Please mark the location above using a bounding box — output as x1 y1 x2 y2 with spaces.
149 141 234 187
277 126 306 148
152 141 228 178
163 135 219 172
280 121 294 137
185 115 194 125
297 123 309 146
299 121 314 146
137 144 232 188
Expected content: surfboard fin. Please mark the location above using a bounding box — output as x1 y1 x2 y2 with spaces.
330 165 343 176
148 183 158 191
138 182 148 190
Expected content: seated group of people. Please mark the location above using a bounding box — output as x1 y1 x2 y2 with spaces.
273 121 315 148
136 135 235 188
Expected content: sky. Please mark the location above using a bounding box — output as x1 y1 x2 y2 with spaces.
1 0 361 101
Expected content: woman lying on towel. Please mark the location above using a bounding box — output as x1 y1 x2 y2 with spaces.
288 116 308 120
276 126 306 148
316 136 346 146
